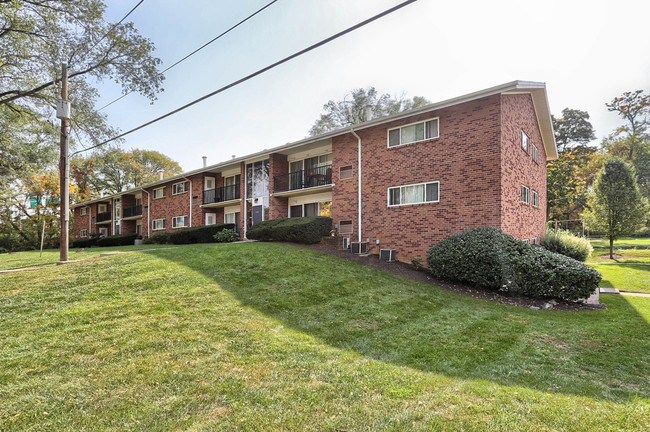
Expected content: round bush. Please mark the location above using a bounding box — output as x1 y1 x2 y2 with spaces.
541 229 592 262
427 227 601 301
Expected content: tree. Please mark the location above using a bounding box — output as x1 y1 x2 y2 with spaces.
606 90 650 161
0 0 164 184
309 87 430 136
551 108 596 152
547 108 597 222
583 158 649 258
72 147 182 196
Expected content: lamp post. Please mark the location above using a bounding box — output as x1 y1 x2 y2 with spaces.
56 64 71 262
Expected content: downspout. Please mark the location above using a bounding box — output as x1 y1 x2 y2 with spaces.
350 127 362 243
141 188 150 237
243 164 248 239
88 206 91 234
182 177 192 227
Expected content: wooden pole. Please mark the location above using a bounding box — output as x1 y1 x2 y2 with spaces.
59 64 69 262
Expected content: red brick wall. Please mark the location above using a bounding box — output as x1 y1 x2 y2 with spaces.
269 153 289 219
146 174 203 234
500 94 547 242
73 205 91 239
333 95 503 262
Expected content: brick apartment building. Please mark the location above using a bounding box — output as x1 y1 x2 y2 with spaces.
72 80 557 262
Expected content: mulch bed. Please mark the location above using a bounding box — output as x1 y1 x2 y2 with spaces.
292 242 606 311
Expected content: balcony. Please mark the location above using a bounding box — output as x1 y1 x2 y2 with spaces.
123 204 142 219
203 184 241 207
274 164 332 195
96 212 111 223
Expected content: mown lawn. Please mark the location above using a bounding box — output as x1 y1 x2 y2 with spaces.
589 237 650 250
0 244 167 271
0 243 648 431
587 238 650 293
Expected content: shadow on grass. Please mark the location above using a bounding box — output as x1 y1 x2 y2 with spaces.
159 242 650 402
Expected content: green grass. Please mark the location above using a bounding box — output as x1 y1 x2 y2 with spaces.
589 237 650 250
587 238 650 293
1 243 648 430
0 244 167 271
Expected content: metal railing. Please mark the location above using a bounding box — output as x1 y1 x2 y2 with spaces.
274 164 332 193
123 204 142 218
203 184 241 205
96 212 111 222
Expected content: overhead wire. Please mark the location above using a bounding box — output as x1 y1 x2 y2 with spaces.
72 0 418 156
97 0 280 112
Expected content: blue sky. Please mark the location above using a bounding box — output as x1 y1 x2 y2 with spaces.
95 0 650 171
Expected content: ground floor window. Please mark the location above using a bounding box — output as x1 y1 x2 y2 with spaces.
225 211 241 232
98 227 108 237
152 219 166 230
289 201 332 218
136 222 142 235
80 229 87 238
172 216 188 228
205 213 216 225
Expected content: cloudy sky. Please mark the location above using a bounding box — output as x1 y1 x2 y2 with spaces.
94 0 650 171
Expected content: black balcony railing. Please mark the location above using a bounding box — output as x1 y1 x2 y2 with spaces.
123 204 142 218
274 164 332 193
203 184 241 205
96 211 111 222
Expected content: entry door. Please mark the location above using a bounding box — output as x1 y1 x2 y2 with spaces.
252 205 263 225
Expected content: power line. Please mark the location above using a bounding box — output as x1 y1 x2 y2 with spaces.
98 0 280 112
88 0 146 54
72 0 418 156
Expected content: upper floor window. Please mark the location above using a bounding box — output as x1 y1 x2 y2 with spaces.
521 131 530 152
204 176 215 190
98 203 107 213
532 144 539 162
388 118 439 148
172 181 189 195
80 207 87 216
388 181 439 206
153 187 166 199
521 185 530 204
532 190 539 207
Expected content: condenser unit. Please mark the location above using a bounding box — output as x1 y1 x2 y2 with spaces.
380 249 397 262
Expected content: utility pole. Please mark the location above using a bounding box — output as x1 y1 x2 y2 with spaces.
58 64 71 262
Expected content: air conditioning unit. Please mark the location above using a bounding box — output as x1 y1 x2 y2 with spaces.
342 237 351 250
351 241 367 254
380 249 397 262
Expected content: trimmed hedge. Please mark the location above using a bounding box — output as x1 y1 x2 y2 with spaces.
71 237 98 248
427 227 601 301
143 224 235 245
541 229 592 262
97 233 139 247
247 216 332 244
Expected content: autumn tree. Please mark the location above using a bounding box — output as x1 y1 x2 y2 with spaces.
309 87 430 136
583 158 648 258
73 147 182 196
552 108 596 152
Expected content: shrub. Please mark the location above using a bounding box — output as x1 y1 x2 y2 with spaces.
427 227 601 301
71 237 98 248
213 228 239 243
143 224 235 245
247 217 332 244
96 233 139 247
541 229 592 262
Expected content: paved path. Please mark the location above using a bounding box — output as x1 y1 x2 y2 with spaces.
600 287 650 297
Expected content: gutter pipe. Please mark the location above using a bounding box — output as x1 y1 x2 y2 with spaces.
350 127 362 243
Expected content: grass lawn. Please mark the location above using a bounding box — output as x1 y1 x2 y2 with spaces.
0 244 167 271
0 243 648 431
587 238 650 293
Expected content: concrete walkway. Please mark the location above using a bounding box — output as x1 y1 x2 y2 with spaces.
600 287 650 297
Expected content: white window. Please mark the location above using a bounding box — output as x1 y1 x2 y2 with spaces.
388 118 439 148
98 203 107 213
80 207 87 216
172 215 188 228
532 190 539 207
521 131 530 152
80 229 87 238
205 213 216 225
172 181 189 195
153 187 166 199
224 212 237 225
523 238 530 244
152 218 166 230
532 145 539 162
388 181 439 206
204 177 215 190
98 227 108 237
521 185 530 204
